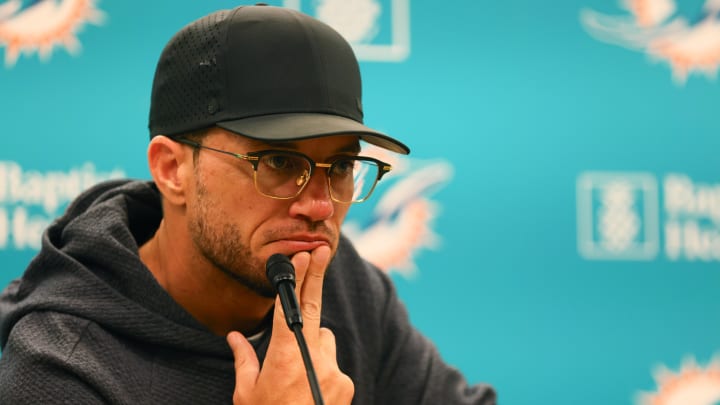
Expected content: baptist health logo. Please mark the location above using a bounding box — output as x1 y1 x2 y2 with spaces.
283 0 410 62
577 171 720 261
0 161 124 250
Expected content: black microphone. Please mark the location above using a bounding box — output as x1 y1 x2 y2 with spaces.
265 254 324 405
266 253 302 329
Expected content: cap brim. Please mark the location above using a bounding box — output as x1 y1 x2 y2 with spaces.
216 113 410 155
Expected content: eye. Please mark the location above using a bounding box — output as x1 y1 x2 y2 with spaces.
332 158 357 177
263 154 302 171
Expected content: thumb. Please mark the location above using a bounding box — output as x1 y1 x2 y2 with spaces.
227 331 260 401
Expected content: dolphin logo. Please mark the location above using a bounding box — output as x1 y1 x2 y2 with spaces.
581 0 720 84
0 0 105 67
636 354 720 405
343 145 453 277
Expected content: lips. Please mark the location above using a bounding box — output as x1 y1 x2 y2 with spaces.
266 234 333 255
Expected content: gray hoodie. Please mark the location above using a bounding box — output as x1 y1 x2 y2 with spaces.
0 179 495 404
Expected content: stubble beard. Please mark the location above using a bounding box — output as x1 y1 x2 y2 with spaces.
189 179 276 298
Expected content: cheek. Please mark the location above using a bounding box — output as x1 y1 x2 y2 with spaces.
331 203 352 240
203 164 257 213
243 197 289 246
334 203 351 224
198 169 262 232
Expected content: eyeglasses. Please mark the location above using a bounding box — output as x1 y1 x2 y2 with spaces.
173 137 392 203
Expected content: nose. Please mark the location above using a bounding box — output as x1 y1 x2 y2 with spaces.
288 168 334 222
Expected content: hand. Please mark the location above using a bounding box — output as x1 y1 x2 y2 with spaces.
227 246 354 404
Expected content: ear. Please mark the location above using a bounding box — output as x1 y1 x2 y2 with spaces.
147 135 192 206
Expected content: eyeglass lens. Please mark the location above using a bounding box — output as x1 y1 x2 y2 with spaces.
255 153 380 202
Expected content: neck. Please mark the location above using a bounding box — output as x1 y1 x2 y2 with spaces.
139 219 274 336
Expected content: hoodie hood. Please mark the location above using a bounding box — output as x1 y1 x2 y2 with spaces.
0 180 229 354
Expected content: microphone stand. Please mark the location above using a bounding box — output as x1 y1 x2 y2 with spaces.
292 324 324 405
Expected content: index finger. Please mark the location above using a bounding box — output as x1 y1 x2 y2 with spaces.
292 245 331 336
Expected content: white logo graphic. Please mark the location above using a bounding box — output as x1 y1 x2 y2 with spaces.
580 0 720 84
577 172 660 260
664 173 720 261
0 0 105 67
0 161 124 250
283 0 410 62
636 354 720 405
343 145 452 276
578 171 720 262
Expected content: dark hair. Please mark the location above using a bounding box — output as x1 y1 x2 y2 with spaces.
173 127 212 163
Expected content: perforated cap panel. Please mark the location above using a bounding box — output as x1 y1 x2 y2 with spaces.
149 10 230 136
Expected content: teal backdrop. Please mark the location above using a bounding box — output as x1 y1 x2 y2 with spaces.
2 1 720 404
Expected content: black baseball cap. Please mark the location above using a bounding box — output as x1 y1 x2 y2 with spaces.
148 4 410 155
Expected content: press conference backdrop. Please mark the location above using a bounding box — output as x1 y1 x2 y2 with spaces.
2 0 719 404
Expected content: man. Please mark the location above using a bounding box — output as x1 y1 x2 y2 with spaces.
0 4 496 404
